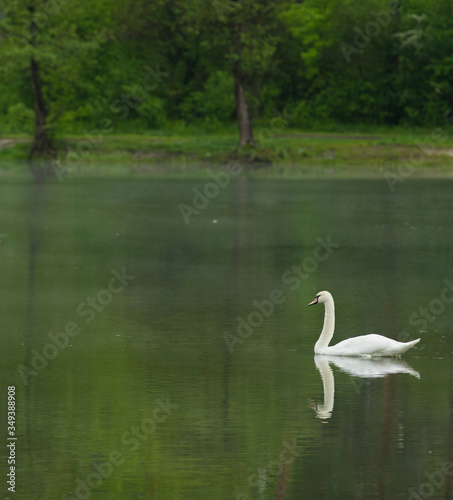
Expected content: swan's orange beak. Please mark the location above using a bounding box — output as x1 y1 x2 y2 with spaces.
308 297 318 306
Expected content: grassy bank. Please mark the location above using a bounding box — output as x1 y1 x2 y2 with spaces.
2 129 453 177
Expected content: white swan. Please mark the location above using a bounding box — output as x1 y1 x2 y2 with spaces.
308 291 420 357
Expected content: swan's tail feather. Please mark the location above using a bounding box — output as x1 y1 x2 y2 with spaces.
401 338 421 354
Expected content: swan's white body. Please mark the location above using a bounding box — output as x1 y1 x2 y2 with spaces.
309 291 420 357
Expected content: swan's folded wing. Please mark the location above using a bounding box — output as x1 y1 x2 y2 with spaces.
331 334 415 356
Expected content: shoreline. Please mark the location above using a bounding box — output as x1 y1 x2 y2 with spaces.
2 161 453 181
1 131 453 179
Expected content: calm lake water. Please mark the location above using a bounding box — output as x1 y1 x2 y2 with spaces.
1 174 453 500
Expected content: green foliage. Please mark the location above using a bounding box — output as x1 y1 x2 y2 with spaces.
4 103 34 133
1 0 453 136
179 71 235 129
132 95 167 129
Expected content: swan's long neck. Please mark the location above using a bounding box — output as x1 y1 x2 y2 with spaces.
315 295 335 351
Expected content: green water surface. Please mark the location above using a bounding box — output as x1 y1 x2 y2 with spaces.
1 175 452 500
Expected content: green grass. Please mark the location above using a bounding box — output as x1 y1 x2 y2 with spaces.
2 128 453 177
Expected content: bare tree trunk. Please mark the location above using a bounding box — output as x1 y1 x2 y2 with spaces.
29 57 53 157
233 61 255 147
28 7 54 159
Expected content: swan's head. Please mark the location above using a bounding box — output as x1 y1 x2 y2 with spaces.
308 291 332 306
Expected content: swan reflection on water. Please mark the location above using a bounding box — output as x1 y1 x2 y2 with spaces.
309 355 420 421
